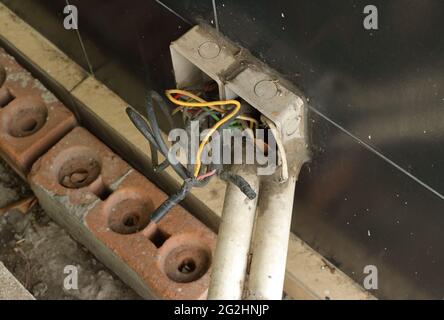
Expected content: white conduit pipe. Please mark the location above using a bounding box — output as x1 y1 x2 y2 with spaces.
208 165 260 300
247 170 300 300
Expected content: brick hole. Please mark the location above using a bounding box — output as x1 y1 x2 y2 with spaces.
178 258 196 274
21 118 38 132
108 197 153 235
123 214 138 227
163 243 211 283
149 227 170 248
58 155 101 189
0 89 15 108
95 183 113 201
8 98 48 137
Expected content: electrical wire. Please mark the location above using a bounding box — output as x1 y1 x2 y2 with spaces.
152 90 175 128
150 179 195 223
237 115 259 128
197 169 217 181
262 117 289 182
126 107 167 172
125 108 160 149
185 109 214 174
126 89 257 224
194 108 241 177
166 89 257 127
219 171 257 200
241 123 269 155
165 89 241 177
166 89 226 113
146 92 191 180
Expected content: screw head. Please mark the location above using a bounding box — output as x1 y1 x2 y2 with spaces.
198 41 221 59
254 80 278 99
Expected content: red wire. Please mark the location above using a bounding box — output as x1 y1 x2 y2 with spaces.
197 169 217 181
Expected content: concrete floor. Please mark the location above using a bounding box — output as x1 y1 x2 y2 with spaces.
0 159 140 300
0 262 34 299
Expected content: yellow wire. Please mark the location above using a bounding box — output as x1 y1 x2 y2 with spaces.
167 89 259 128
166 89 225 113
165 89 241 177
237 115 259 128
172 106 183 115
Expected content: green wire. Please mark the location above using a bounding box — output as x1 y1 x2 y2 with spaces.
229 121 242 129
178 95 221 121
204 107 220 121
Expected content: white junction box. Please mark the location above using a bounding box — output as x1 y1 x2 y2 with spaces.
170 25 308 148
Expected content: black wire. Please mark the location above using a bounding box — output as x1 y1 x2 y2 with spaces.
145 92 190 180
125 108 159 149
127 90 256 224
212 108 257 199
220 171 257 200
153 159 170 173
151 90 175 128
185 109 214 174
184 107 241 187
150 179 196 223
126 107 173 174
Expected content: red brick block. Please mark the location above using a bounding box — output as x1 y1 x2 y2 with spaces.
86 171 215 299
29 127 216 299
0 48 77 178
29 127 131 210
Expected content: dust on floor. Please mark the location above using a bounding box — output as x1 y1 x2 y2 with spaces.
0 159 140 300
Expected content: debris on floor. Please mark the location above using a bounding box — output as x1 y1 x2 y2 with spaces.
0 159 140 300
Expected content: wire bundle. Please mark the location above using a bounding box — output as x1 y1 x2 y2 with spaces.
126 89 257 224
